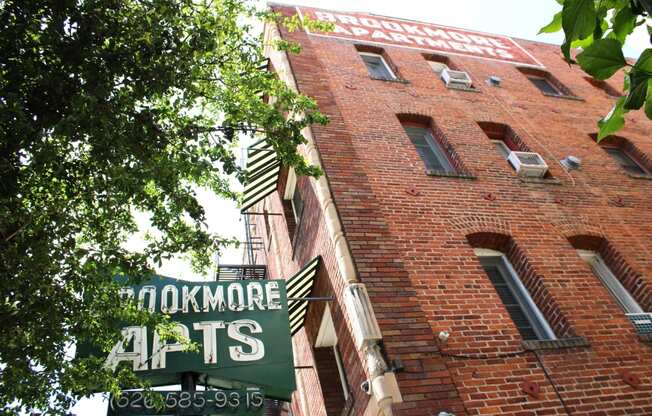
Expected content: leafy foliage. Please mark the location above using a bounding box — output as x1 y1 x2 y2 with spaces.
541 0 652 139
0 0 329 413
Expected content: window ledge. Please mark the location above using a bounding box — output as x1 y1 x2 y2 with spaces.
638 333 652 344
447 84 481 93
626 172 652 180
426 169 476 179
522 336 590 351
369 76 410 84
518 176 562 185
542 92 585 101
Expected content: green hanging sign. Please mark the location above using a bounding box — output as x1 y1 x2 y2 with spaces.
85 276 295 401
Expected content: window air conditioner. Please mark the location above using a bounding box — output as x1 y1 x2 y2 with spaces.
441 69 472 89
626 313 652 334
507 151 549 178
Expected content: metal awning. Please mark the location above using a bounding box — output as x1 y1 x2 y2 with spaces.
287 256 321 336
241 138 280 213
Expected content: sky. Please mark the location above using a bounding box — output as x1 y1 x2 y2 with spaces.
70 0 649 413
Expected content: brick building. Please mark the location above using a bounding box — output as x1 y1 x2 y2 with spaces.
244 4 652 415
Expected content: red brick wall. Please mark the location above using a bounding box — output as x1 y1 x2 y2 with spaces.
256 5 652 416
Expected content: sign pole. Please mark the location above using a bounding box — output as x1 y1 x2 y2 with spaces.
181 371 197 393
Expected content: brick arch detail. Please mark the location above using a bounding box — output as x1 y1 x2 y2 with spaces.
568 234 652 312
465 229 575 338
550 216 605 241
449 215 512 237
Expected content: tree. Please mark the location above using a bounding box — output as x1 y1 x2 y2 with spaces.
0 1 329 413
540 0 652 139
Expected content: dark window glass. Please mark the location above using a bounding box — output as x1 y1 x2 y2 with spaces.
360 54 394 80
479 256 551 341
528 77 561 96
291 188 304 224
403 126 454 173
604 147 647 175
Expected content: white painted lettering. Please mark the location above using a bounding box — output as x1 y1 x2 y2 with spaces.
496 48 515 59
203 285 226 312
489 38 509 49
448 41 468 52
371 30 392 41
151 323 189 369
333 25 352 35
390 32 413 43
351 27 369 36
161 284 179 314
402 23 425 35
182 285 200 313
468 35 492 46
479 46 498 57
104 326 148 371
265 281 282 310
337 14 359 25
449 31 471 43
138 286 156 312
193 321 226 364
228 319 265 362
382 20 404 32
314 11 335 22
359 17 381 28
247 282 265 311
423 27 450 40
407 35 428 46
227 283 245 312
425 38 451 49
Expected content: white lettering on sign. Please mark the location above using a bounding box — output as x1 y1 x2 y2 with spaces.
151 323 189 369
203 285 226 312
193 321 226 364
228 319 265 361
104 326 148 371
182 285 201 313
298 7 542 67
161 284 179 314
105 319 267 371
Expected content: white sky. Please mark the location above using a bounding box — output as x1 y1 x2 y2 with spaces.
71 1 649 413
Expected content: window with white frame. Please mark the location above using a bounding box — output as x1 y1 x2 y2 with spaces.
403 125 455 174
577 250 645 314
359 52 396 81
475 248 556 341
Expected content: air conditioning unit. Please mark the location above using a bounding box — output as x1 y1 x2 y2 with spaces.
441 69 472 89
626 313 652 334
507 151 549 178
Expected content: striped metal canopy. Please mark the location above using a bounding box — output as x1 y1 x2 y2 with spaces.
241 138 280 213
287 256 321 336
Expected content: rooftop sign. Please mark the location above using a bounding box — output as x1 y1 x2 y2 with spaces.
296 6 543 67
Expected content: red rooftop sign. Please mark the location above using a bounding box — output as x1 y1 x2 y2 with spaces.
297 7 543 67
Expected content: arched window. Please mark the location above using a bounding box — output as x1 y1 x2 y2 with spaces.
474 248 556 341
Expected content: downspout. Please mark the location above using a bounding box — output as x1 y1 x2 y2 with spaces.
263 21 402 416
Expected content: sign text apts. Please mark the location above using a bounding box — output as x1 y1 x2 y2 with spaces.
298 7 542 67
110 280 283 371
85 276 296 400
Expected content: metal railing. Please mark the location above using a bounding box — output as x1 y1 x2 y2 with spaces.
216 264 267 281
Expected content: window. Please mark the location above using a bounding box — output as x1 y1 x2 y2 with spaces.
314 305 351 415
577 250 645 313
290 186 304 224
359 52 396 80
603 146 648 176
403 126 455 173
428 61 449 75
528 76 562 96
475 248 556 341
492 140 512 159
518 67 574 98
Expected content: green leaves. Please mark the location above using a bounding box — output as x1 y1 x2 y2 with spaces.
541 0 651 137
0 0 327 414
539 11 562 34
561 0 597 60
598 96 626 140
577 38 626 79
